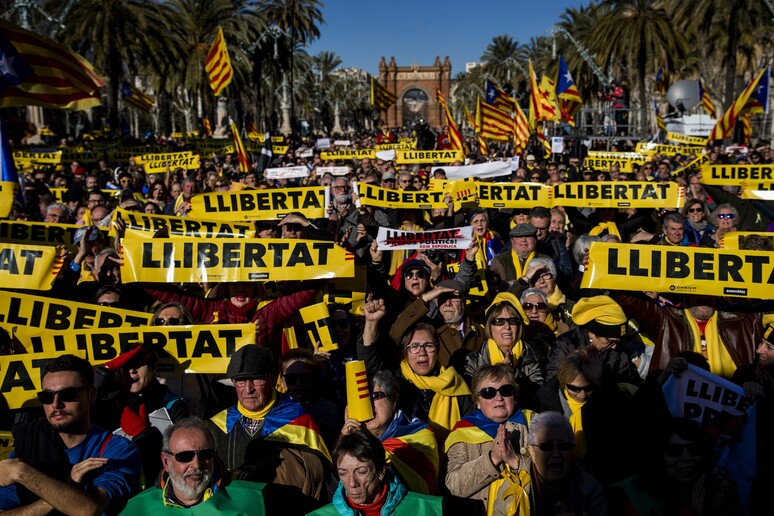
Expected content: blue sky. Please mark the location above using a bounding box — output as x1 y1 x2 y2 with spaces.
307 0 586 76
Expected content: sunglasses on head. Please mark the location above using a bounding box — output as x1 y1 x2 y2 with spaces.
478 384 515 399
491 317 520 327
37 386 88 405
371 391 389 401
154 317 183 326
533 441 574 452
664 443 703 458
165 449 217 463
403 270 428 280
566 383 595 393
523 302 547 312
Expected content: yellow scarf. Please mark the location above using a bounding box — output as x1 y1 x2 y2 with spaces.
399 362 470 438
237 390 277 420
510 250 535 279
543 313 558 333
563 388 587 459
487 465 531 516
685 310 737 378
486 338 524 365
589 221 620 240
546 287 566 312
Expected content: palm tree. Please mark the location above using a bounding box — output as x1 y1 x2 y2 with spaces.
61 0 181 132
556 2 607 101
481 35 529 89
590 0 687 135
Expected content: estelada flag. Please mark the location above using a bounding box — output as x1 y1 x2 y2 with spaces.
485 79 518 112
121 80 155 112
0 19 105 110
371 76 397 111
556 55 582 126
381 413 440 495
205 27 233 96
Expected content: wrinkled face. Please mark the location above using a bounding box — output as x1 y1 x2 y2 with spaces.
337 454 384 506
41 371 92 434
511 234 536 259
120 362 156 394
533 269 556 295
716 209 736 230
664 221 684 244
405 329 437 376
490 306 521 351
234 377 274 412
549 213 565 233
522 294 547 323
663 434 703 484
757 339 774 365
564 372 594 403
170 184 181 197
162 428 214 504
469 213 488 237
365 386 397 438
477 377 516 423
402 268 428 297
86 176 99 189
438 293 465 325
281 223 306 239
46 207 65 223
529 426 574 484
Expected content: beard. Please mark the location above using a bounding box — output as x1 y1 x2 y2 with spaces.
48 412 83 434
168 467 213 503
334 194 351 205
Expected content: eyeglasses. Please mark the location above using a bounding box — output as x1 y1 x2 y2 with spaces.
403 270 428 280
164 449 216 463
566 383 596 393
154 317 182 326
406 342 437 354
688 207 704 213
371 391 389 401
37 386 88 405
532 441 574 452
491 317 521 327
718 213 735 220
664 443 703 458
383 178 396 183
478 384 515 399
98 301 122 308
537 272 554 281
283 372 314 385
523 302 548 312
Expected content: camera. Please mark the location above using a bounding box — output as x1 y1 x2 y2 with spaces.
424 249 444 265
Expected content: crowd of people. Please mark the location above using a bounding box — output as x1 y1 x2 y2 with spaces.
1 126 773 515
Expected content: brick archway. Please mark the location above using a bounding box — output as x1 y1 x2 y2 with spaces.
378 56 452 130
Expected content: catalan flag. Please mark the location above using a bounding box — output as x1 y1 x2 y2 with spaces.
698 79 717 119
709 66 769 141
654 67 668 94
653 99 666 133
0 19 105 110
121 80 155 112
436 88 465 154
464 106 487 155
484 79 518 112
477 95 513 141
740 114 752 145
556 56 582 126
381 413 440 495
205 27 233 97
229 118 250 173
529 60 555 130
370 76 397 111
202 116 212 136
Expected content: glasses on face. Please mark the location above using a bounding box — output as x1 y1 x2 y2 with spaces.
537 272 553 281
533 441 574 452
664 443 703 458
523 302 548 312
98 301 121 308
718 213 735 220
688 207 704 213
383 178 396 184
478 384 515 399
491 317 520 327
403 270 428 280
165 449 216 463
283 372 314 385
154 317 182 326
371 391 389 401
566 383 596 393
37 386 88 405
406 342 437 354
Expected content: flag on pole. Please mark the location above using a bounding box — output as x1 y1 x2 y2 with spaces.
540 75 557 122
653 99 666 133
370 77 397 111
202 116 212 136
477 96 513 141
205 27 233 97
484 79 518 111
0 20 105 110
698 79 717 119
709 66 769 141
464 106 487 156
436 88 465 153
556 56 582 126
229 118 250 173
0 114 23 205
740 114 752 145
256 132 273 174
512 102 530 153
528 60 544 130
654 67 668 93
121 80 155 112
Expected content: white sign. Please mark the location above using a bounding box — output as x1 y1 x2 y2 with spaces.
376 226 474 251
509 156 521 171
318 166 350 176
431 161 512 180
315 138 331 149
334 140 351 147
263 166 309 179
551 137 564 154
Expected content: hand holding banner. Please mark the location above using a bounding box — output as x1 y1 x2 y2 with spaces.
188 186 327 221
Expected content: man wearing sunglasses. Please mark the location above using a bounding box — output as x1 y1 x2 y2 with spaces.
122 417 267 513
0 355 141 514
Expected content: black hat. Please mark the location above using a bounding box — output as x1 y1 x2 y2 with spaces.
402 259 431 276
227 345 274 380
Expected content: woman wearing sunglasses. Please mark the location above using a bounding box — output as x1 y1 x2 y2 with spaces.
511 258 575 337
681 198 713 245
700 203 739 248
445 364 531 515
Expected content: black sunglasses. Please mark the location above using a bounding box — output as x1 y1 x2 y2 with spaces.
371 391 389 401
664 443 703 458
478 384 515 399
566 383 595 393
533 441 574 452
523 302 547 311
491 317 521 327
98 301 122 308
154 317 183 326
283 223 305 232
37 386 89 405
403 270 428 280
165 449 217 463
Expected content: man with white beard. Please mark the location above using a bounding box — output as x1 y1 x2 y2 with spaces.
326 176 358 245
121 417 267 513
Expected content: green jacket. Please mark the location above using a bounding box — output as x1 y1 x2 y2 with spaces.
120 479 266 515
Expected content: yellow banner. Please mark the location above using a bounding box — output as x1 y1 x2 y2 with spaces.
477 182 552 208
584 152 648 172
447 262 489 299
12 150 31 169
0 243 63 290
448 179 477 209
30 149 62 165
741 186 774 200
672 154 709 176
355 182 446 209
272 145 289 155
136 152 199 173
636 143 705 156
395 150 463 164
320 149 375 161
375 143 414 151
551 181 684 208
323 266 366 315
120 237 355 283
699 164 774 186
0 181 15 217
0 431 13 460
0 220 110 252
188 186 327 221
719 231 774 249
117 208 256 239
61 150 102 162
299 303 337 351
0 290 151 331
0 353 58 409
666 132 709 146
582 242 774 298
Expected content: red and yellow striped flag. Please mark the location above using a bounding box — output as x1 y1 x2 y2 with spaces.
436 88 465 154
229 118 250 173
202 116 212 136
464 106 487 156
513 102 530 154
0 19 106 110
698 79 717 119
477 96 513 141
205 27 233 97
740 114 752 145
709 66 769 141
370 77 397 111
121 80 155 112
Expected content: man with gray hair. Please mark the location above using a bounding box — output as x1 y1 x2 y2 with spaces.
121 417 267 512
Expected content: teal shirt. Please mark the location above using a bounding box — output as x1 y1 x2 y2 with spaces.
120 480 266 515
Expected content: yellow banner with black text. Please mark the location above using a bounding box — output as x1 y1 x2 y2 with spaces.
0 243 63 290
355 182 447 209
116 207 256 239
188 186 327 221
